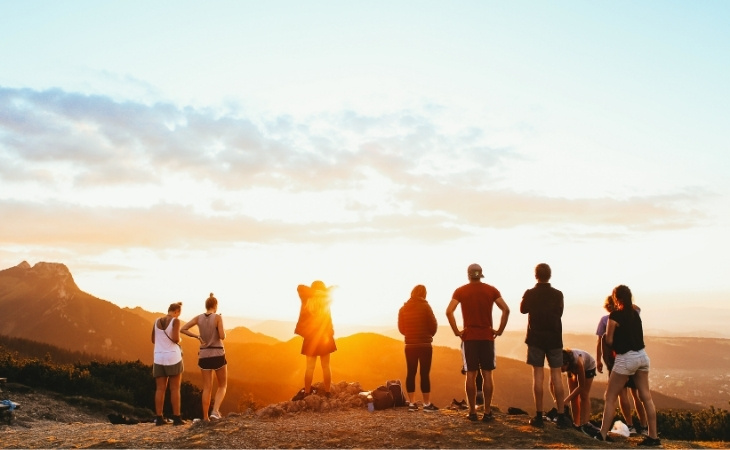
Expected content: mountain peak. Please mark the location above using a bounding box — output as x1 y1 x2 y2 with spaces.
16 261 31 269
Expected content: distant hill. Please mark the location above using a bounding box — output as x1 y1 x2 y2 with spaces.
0 261 153 363
225 326 281 346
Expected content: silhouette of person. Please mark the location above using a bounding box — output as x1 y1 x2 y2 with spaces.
596 285 659 446
294 280 336 398
151 302 185 426
596 295 648 435
557 348 597 435
446 263 510 422
398 284 438 411
181 293 227 421
520 263 573 429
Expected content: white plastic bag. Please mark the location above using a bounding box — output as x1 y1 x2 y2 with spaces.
611 420 630 437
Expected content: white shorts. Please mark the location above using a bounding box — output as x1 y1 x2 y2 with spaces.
613 349 650 376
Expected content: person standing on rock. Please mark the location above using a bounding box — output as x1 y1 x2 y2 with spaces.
181 293 228 421
294 280 336 399
520 263 573 430
398 284 439 412
151 302 185 426
446 263 510 422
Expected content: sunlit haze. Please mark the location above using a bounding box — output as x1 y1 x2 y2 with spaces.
1 1 729 337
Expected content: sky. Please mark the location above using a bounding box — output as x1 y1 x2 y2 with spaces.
1 1 729 337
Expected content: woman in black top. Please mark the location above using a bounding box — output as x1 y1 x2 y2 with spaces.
596 285 659 446
398 284 438 411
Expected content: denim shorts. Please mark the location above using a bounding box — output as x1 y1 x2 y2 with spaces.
613 349 650 376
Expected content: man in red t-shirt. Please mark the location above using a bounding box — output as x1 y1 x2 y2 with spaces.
446 263 510 422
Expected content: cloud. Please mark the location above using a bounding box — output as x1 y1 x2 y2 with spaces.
0 85 704 252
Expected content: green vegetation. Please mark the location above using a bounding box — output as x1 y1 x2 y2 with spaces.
0 343 201 419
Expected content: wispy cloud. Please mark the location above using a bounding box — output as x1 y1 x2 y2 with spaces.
0 86 704 255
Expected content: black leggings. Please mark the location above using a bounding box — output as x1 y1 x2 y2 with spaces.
405 345 433 393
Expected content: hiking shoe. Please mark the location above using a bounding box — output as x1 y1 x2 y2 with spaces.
408 403 419 412
154 416 166 426
423 403 439 412
209 411 222 420
292 388 307 401
637 436 661 446
529 414 544 428
545 407 558 422
468 412 479 421
580 423 600 438
172 415 185 426
481 413 495 423
556 413 573 429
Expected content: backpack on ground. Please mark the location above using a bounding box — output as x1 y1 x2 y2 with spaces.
370 385 394 410
386 379 406 407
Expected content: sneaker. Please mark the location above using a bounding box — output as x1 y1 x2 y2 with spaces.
423 403 439 412
468 412 479 422
448 399 462 410
408 403 419 412
545 407 559 422
556 413 573 429
628 426 637 435
481 413 495 423
594 433 614 442
529 414 544 428
154 416 166 426
291 388 307 401
633 423 644 435
209 411 222 420
637 436 661 446
172 415 185 426
580 423 599 438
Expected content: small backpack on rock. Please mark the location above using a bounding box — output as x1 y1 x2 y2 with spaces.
371 385 394 410
386 379 406 407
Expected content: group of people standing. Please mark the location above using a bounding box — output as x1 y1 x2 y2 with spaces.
396 262 661 446
151 263 661 447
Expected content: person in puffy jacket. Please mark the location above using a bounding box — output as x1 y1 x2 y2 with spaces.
398 284 438 412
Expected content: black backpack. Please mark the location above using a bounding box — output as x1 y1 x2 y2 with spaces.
386 379 407 407
371 385 394 410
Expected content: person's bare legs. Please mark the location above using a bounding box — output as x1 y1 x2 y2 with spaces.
600 372 629 439
631 386 648 428
482 369 494 413
304 356 317 393
633 370 658 439
465 370 478 414
550 367 565 412
201 369 214 420
567 377 580 426
155 377 168 416
532 366 544 414
168 374 182 416
617 386 634 426
212 365 228 415
580 377 594 425
320 353 331 393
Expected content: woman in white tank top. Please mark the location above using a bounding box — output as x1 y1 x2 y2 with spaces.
151 302 185 426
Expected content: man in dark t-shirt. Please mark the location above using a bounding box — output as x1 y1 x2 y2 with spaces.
520 263 572 430
446 263 510 422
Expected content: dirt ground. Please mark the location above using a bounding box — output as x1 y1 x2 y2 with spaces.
1 384 726 449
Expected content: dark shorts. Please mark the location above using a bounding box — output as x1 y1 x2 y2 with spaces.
526 345 563 368
199 355 227 370
585 368 597 379
153 360 183 378
463 340 496 371
301 336 337 357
